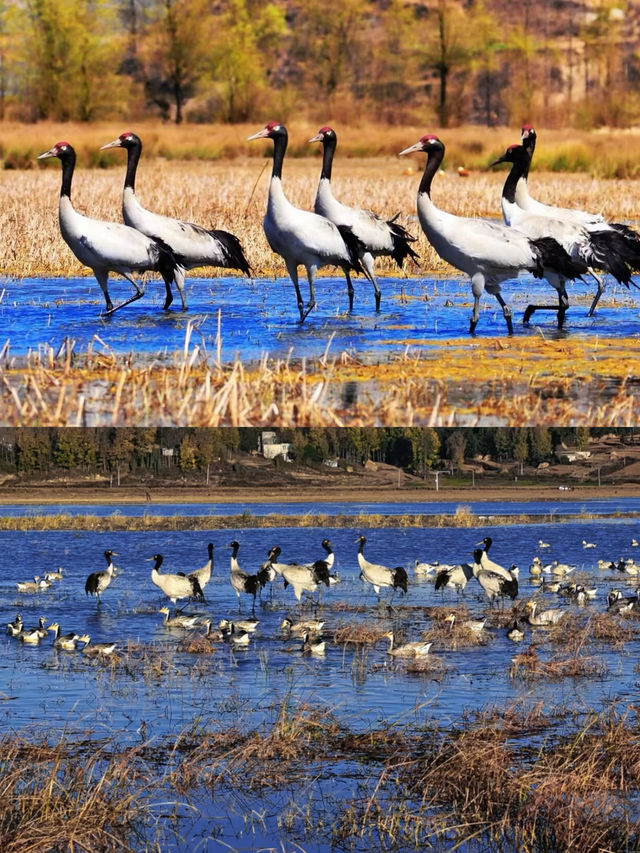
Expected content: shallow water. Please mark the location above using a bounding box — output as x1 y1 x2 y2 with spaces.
2 274 639 360
3 496 640 517
2 509 640 849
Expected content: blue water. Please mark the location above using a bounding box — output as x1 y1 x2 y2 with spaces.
1 274 638 360
2 510 640 849
3 496 640 517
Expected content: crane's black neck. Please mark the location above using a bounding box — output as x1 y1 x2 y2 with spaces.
501 149 528 205
419 143 445 198
270 127 288 180
473 549 484 563
124 137 142 191
320 133 336 181
153 555 163 570
522 132 536 179
230 541 240 559
322 539 333 555
207 543 214 560
357 537 366 555
59 148 76 199
104 550 113 564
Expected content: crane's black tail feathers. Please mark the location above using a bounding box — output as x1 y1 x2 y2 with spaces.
530 236 585 281
388 220 420 268
434 569 449 592
588 229 634 286
210 229 252 277
610 222 640 266
150 235 184 286
85 574 98 596
337 224 367 276
312 560 331 587
244 574 261 597
501 577 519 600
189 576 206 602
392 566 409 594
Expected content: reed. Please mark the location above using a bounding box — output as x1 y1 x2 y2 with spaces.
5 121 640 279
3 331 640 427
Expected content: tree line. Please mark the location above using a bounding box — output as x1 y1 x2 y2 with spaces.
2 0 639 128
0 427 635 478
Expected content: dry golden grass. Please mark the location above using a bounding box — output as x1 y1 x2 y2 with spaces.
4 120 640 279
2 332 640 426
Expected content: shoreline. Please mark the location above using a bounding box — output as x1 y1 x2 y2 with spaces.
0 482 639 506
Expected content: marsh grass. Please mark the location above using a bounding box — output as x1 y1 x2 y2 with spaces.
4 698 640 852
5 121 640 281
3 332 640 427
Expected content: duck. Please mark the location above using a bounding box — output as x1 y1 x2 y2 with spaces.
525 600 565 627
47 623 81 650
78 636 117 657
158 606 204 629
44 567 64 581
219 618 259 634
384 631 432 658
413 560 439 575
538 539 551 549
506 620 525 642
18 617 48 644
582 540 597 549
280 617 325 637
444 613 486 633
6 614 23 636
302 630 326 655
16 576 50 593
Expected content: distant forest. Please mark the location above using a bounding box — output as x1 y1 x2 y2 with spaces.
3 0 639 127
0 427 637 479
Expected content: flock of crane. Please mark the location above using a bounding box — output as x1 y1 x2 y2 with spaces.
37 123 640 334
10 530 640 662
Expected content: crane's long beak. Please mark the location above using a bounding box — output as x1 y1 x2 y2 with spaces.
247 127 270 141
398 141 423 157
37 148 56 160
489 155 506 167
308 132 323 143
100 138 122 150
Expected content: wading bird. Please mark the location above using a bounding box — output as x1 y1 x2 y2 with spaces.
247 121 370 321
85 550 118 606
150 554 205 611
37 141 181 313
355 535 408 602
100 132 251 311
309 125 419 310
398 134 584 334
188 543 214 594
520 124 640 315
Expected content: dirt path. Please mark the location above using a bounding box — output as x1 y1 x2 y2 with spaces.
1 482 639 506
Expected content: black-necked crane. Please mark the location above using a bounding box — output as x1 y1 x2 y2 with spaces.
228 541 264 613
309 125 419 311
247 121 370 321
471 549 518 605
188 543 214 593
490 143 633 326
37 141 180 314
434 561 474 594
355 535 408 602
100 131 251 311
267 545 332 605
149 554 205 611
475 537 515 581
520 125 640 315
398 134 584 334
85 549 118 606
